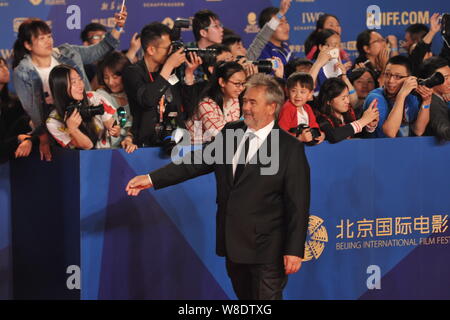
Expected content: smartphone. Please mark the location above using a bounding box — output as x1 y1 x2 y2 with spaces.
271 59 279 69
329 48 339 59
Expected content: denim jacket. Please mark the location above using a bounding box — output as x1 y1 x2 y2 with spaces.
13 32 119 134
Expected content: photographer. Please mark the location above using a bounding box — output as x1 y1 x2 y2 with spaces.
122 22 202 147
420 57 450 141
362 56 431 138
12 8 127 160
46 65 119 150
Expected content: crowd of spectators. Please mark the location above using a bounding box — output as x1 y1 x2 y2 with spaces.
1 0 449 163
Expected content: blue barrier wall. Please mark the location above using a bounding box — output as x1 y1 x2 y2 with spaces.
78 137 450 300
0 162 12 300
4 137 450 299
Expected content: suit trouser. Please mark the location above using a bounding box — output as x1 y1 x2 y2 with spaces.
225 258 288 300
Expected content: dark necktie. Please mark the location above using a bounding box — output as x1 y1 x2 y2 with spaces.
234 133 254 183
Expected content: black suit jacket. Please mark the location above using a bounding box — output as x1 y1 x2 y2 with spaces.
122 59 200 146
150 121 310 264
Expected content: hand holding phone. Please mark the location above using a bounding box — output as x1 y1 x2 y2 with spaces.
329 48 339 59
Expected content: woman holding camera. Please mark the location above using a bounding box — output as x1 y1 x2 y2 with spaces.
185 61 246 144
96 51 137 153
316 78 379 143
12 9 127 160
46 65 120 150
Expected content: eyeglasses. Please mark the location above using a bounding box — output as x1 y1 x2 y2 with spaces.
383 72 408 81
227 80 246 88
205 22 224 30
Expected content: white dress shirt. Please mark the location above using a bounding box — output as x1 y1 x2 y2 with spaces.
232 121 275 176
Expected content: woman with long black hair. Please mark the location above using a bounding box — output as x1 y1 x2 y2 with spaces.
12 9 126 160
47 65 119 150
185 61 246 144
316 78 379 143
96 51 137 153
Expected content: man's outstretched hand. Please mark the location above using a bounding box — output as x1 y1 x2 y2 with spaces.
126 175 153 196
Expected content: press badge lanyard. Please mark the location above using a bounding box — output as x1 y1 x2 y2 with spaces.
148 71 165 123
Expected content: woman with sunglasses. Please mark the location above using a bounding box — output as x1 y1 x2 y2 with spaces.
97 51 137 153
185 61 246 144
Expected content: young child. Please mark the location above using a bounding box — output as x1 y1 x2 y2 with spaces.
278 72 325 144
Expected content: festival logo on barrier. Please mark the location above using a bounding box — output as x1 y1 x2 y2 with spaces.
244 12 259 34
335 214 449 250
303 215 328 262
29 0 42 5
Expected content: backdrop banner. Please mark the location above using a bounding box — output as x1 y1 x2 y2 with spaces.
0 0 447 66
6 137 450 299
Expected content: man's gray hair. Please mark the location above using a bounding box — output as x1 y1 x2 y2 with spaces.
245 73 285 118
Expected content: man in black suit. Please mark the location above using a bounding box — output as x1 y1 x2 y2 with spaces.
126 74 310 300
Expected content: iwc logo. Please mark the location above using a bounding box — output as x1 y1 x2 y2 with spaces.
162 17 174 29
303 215 328 261
29 0 42 5
244 12 260 34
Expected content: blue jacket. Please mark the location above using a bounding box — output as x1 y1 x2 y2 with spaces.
13 32 119 134
258 41 293 67
363 87 420 138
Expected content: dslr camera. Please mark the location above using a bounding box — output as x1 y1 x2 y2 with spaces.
154 110 178 156
170 18 217 65
66 101 104 122
236 56 279 74
417 72 445 88
289 124 321 143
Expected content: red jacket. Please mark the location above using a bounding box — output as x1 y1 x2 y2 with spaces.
278 100 319 136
